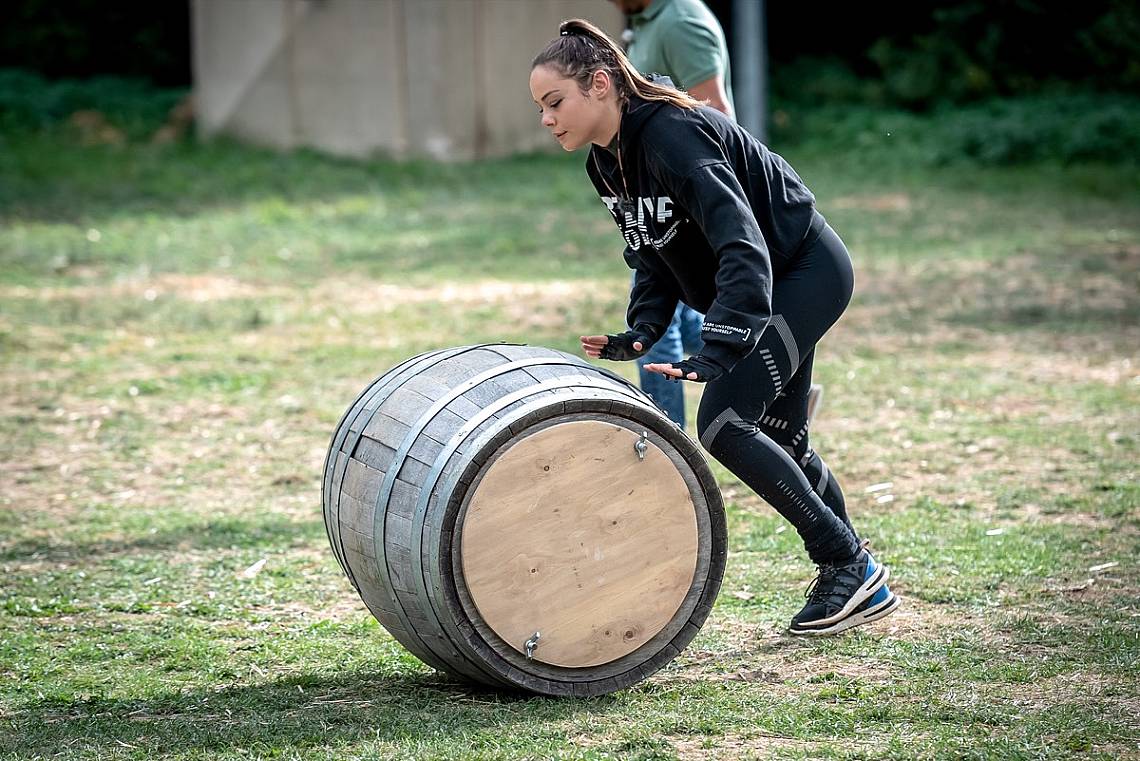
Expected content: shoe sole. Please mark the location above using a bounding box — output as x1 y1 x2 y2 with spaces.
788 564 889 633
789 593 901 636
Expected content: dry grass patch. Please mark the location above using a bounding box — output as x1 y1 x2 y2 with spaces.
0 274 284 304
831 193 914 213
1012 672 1140 718
661 615 903 688
869 598 1000 643
846 247 1140 357
671 733 879 760
309 277 607 309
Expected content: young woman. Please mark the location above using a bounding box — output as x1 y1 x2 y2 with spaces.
529 19 900 634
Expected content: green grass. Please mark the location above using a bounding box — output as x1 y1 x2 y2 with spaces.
1 119 1138 760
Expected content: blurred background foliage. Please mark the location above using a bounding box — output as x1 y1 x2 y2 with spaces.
1 0 1138 166
0 0 191 86
762 0 1140 106
4 0 1137 101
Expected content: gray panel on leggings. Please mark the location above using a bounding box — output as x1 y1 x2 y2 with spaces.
769 314 799 371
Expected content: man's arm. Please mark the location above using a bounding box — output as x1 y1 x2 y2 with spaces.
657 13 735 118
687 74 734 119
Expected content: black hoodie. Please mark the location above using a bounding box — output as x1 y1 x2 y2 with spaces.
586 94 824 373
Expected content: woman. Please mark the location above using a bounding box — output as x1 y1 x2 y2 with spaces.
529 19 899 635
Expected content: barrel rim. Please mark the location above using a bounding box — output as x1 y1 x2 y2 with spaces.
441 400 726 697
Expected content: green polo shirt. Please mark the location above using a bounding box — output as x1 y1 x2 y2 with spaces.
626 0 734 111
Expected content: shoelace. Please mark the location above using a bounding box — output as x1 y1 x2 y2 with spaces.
804 561 862 605
803 566 840 604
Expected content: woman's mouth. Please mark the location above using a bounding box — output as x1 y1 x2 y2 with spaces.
554 131 568 141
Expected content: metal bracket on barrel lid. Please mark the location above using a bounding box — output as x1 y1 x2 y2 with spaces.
634 431 648 461
524 631 541 659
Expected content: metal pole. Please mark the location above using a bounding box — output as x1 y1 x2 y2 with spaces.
732 0 767 143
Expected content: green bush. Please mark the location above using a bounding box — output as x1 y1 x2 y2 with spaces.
768 57 888 107
0 68 187 138
772 94 1140 167
0 0 190 85
770 3 1140 110
935 96 1140 165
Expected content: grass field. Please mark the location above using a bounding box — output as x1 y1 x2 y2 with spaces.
1 125 1138 760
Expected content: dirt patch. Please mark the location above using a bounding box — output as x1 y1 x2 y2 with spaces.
248 597 369 625
1010 672 1140 715
1 274 281 304
0 369 330 540
671 733 879 760
871 598 1001 642
662 600 990 685
831 193 914 212
1033 568 1140 609
309 277 607 311
2 276 615 320
759 653 897 683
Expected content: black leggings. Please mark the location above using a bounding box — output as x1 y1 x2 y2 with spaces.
696 218 859 566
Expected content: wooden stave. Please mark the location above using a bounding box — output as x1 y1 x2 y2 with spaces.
326 345 509 674
323 345 725 695
358 349 535 679
322 346 479 591
324 345 511 674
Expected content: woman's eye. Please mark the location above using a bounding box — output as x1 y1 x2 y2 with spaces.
550 100 562 108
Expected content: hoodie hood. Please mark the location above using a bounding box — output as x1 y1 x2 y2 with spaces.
618 78 675 144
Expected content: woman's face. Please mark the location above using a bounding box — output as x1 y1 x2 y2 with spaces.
529 65 612 152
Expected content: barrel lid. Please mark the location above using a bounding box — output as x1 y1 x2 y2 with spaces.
459 419 698 668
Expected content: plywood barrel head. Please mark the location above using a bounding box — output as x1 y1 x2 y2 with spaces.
459 420 698 669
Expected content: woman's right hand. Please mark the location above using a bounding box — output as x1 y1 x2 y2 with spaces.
580 331 652 361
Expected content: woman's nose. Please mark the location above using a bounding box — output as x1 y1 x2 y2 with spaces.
541 112 555 128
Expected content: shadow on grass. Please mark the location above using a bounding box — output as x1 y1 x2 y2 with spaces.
0 515 314 563
1 669 618 757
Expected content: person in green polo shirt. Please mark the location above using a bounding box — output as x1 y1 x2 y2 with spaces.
617 0 735 118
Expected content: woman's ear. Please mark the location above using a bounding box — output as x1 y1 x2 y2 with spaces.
591 69 612 99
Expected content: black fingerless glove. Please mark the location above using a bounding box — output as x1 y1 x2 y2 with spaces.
599 329 655 361
671 354 729 383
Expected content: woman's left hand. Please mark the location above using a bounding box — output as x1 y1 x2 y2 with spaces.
643 362 689 380
644 354 726 383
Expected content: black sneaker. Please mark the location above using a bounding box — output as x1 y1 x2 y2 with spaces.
789 549 894 636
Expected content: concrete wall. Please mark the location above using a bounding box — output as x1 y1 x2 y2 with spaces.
192 0 623 160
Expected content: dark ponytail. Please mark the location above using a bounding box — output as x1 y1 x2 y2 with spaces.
531 18 701 110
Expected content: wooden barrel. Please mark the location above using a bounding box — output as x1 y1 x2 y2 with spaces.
321 344 726 696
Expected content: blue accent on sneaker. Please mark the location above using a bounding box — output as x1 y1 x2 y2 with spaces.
863 581 892 610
